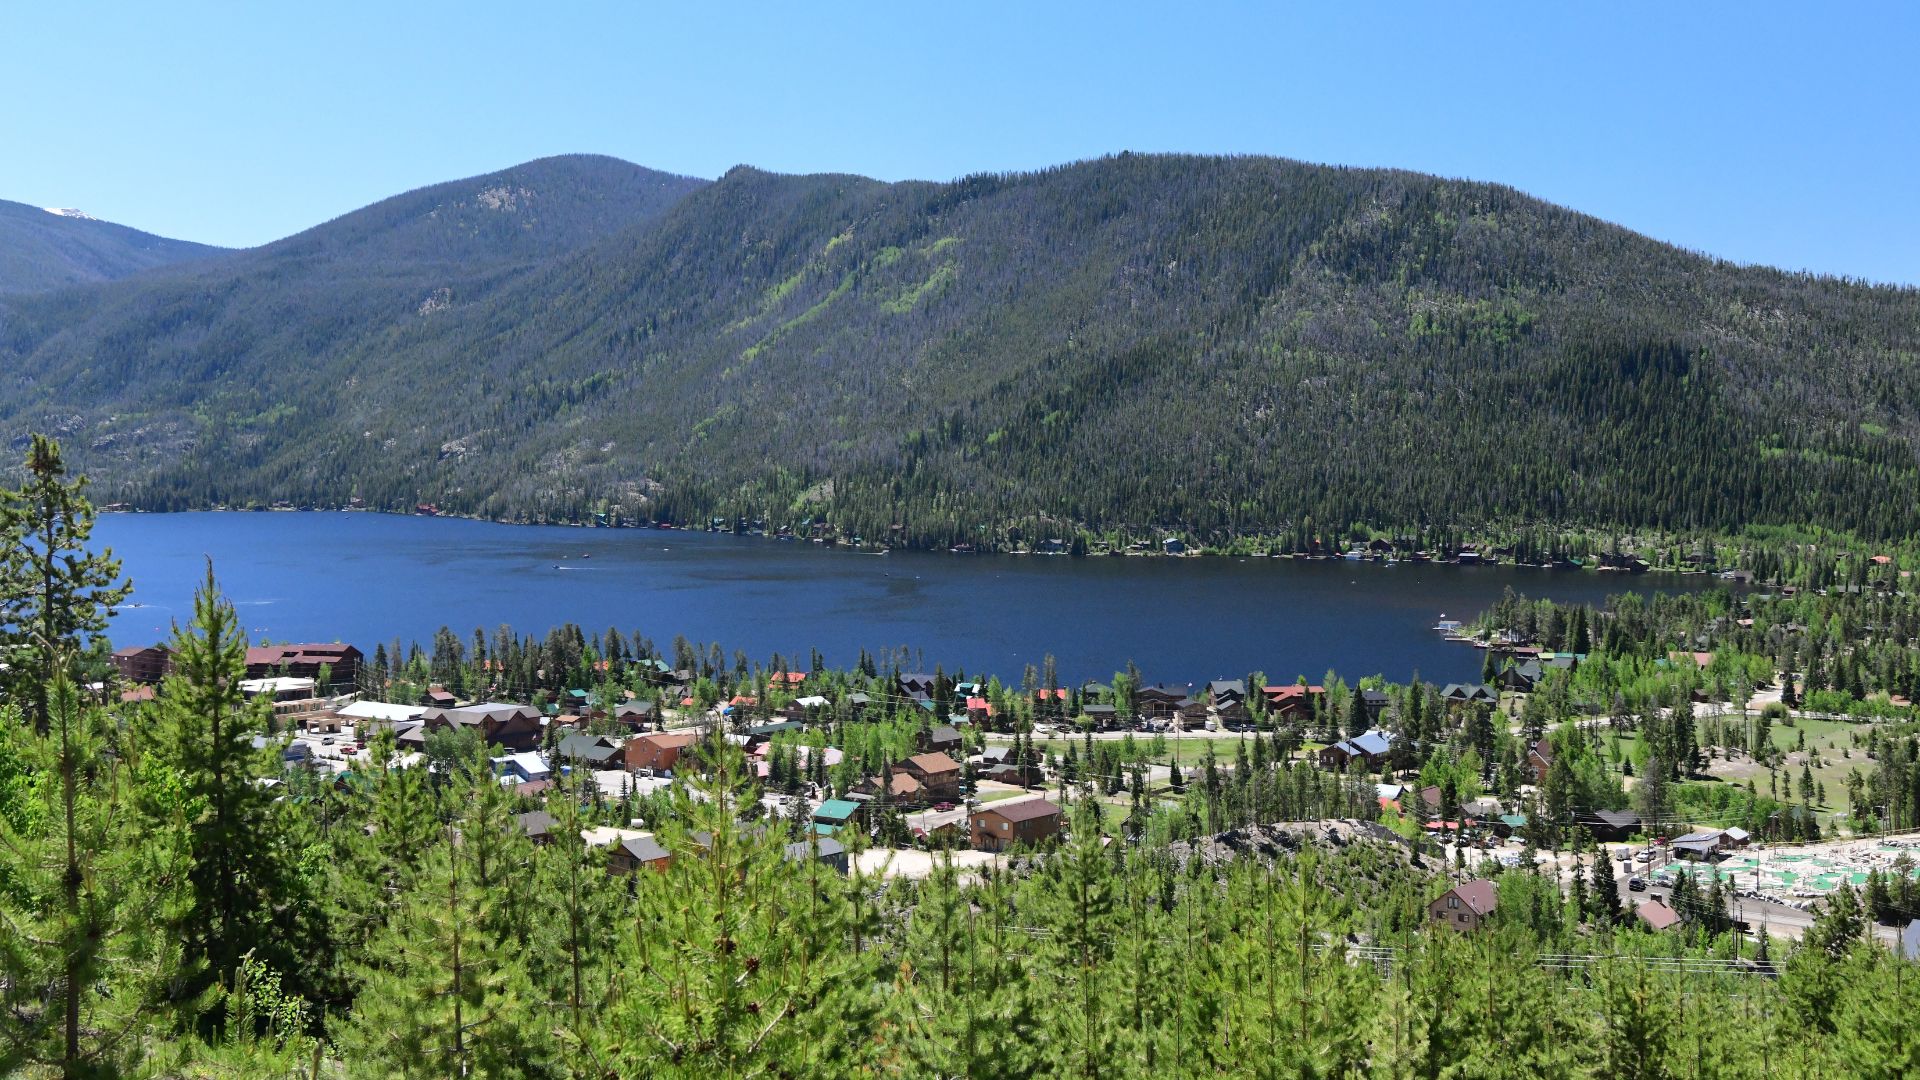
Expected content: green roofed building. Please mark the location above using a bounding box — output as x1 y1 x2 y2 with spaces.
814 799 862 827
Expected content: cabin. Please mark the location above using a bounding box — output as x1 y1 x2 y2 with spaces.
1318 730 1393 771
556 732 624 768
920 724 964 755
1634 900 1681 932
971 799 1065 852
614 698 662 728
1526 738 1553 784
111 643 172 684
1439 683 1498 709
1586 809 1642 843
1261 684 1326 718
813 798 863 830
898 752 962 799
1429 880 1498 932
418 703 543 751
626 731 699 774
1136 684 1192 719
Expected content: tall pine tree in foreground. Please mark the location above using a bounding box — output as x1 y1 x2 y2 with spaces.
0 677 189 1079
0 434 130 731
138 565 307 1015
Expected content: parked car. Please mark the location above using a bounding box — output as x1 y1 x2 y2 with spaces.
1634 850 1654 863
1628 877 1647 892
934 801 955 812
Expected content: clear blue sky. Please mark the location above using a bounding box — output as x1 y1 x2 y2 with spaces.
6 2 1916 283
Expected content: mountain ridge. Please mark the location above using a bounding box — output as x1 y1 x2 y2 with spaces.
0 198 229 293
2 151 1916 546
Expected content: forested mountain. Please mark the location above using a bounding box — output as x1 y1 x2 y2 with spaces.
2 152 1917 544
0 198 227 293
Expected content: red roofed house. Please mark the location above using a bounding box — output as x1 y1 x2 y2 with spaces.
626 732 699 774
1429 880 1499 931
1634 899 1681 932
1262 684 1326 718
770 671 808 687
965 696 995 722
971 798 1065 851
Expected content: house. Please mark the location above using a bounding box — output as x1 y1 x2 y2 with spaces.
1319 729 1394 771
813 798 863 830
1903 920 1920 962
921 724 964 754
244 643 362 686
1587 809 1642 842
1498 660 1544 693
111 643 172 684
1526 739 1553 784
782 836 849 874
422 686 458 708
1261 684 1326 718
1493 813 1528 839
1439 684 1498 709
516 811 556 845
971 799 1065 851
556 733 625 768
626 731 699 774
607 833 672 875
1634 900 1681 932
1136 684 1191 718
899 752 962 799
1429 880 1499 931
854 769 925 803
418 703 544 751
1358 689 1389 721
491 752 551 784
1208 680 1248 709
898 672 936 699
964 695 996 722
1081 703 1118 727
614 698 662 728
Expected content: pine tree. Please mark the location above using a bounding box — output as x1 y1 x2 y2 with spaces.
138 566 304 1006
0 677 190 1078
339 772 548 1077
0 434 132 730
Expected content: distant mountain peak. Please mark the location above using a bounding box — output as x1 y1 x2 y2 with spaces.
43 207 99 220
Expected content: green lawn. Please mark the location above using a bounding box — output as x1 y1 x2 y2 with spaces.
1592 714 1879 825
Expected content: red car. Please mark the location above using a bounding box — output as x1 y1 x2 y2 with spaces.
934 802 955 812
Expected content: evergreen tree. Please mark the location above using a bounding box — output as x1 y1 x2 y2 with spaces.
139 566 305 1006
0 434 132 729
0 679 189 1078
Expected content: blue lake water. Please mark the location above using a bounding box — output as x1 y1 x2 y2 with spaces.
94 512 1731 686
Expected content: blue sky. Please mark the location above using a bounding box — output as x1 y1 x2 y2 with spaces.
6 2 1916 283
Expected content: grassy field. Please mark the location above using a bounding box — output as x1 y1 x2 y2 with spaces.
1594 714 1877 824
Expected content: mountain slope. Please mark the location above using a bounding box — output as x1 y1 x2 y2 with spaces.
0 199 227 293
2 153 1916 544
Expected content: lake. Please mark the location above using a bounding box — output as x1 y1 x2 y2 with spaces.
94 513 1732 686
